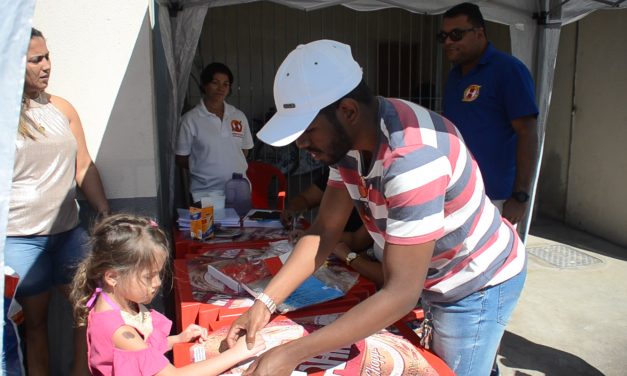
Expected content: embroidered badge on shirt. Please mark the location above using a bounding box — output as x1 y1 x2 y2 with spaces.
462 84 481 102
231 120 243 133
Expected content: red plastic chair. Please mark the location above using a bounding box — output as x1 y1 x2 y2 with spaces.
246 161 287 210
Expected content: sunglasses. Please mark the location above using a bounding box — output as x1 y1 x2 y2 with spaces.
436 27 478 43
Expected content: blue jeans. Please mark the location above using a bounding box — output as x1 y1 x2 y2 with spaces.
422 267 527 376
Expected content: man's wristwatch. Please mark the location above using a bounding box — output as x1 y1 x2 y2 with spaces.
511 191 530 203
345 252 358 266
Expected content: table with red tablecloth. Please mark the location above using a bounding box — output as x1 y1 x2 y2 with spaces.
170 228 453 375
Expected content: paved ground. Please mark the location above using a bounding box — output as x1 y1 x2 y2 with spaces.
498 217 627 376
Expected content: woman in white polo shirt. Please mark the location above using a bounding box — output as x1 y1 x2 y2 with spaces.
176 62 254 203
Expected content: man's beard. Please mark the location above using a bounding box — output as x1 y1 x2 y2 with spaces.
322 113 353 166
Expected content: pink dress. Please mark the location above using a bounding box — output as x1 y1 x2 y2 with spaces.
86 302 172 376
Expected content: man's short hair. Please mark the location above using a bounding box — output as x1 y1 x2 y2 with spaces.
443 2 486 30
319 79 375 120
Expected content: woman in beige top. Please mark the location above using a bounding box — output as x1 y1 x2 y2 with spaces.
4 28 109 376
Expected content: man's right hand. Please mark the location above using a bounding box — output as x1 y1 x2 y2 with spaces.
226 300 272 350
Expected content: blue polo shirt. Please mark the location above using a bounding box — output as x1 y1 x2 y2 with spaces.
443 43 538 200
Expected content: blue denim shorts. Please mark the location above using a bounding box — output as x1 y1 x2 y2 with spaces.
4 226 88 298
422 266 527 376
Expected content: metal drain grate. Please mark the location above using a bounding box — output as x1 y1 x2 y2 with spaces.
526 244 603 268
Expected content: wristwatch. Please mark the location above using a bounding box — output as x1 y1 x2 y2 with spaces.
345 252 358 266
511 191 530 203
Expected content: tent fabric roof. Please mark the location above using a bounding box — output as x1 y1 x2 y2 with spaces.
159 0 626 26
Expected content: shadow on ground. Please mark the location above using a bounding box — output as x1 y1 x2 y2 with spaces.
500 331 603 376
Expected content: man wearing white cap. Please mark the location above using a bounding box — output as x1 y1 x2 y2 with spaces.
226 39 527 376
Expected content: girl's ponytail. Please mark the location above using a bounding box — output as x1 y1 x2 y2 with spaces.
70 260 92 326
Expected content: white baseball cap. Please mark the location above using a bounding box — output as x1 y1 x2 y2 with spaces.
256 39 363 147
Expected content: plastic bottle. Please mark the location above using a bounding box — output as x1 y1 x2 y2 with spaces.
224 173 252 217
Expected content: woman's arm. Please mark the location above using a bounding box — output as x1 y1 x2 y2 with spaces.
51 95 109 214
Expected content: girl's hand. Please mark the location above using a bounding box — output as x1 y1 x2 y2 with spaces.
232 333 266 359
178 324 208 343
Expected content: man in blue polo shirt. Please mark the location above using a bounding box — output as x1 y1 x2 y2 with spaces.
441 2 539 226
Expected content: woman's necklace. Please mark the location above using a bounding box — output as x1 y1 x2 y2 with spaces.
23 96 47 135
33 122 46 135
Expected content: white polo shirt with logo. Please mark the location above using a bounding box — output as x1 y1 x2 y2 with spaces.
176 100 253 195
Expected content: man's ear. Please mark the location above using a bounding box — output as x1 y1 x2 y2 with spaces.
338 98 360 124
477 27 487 40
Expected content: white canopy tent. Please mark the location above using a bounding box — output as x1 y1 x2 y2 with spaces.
154 0 626 241
0 0 37 357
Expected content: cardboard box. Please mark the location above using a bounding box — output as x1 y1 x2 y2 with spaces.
189 203 214 240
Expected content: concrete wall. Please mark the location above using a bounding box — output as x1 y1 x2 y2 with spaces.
33 0 159 214
564 9 627 245
538 9 627 247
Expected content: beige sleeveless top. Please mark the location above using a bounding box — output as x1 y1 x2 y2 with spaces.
8 93 79 236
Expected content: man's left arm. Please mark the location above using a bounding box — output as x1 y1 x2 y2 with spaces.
242 241 434 376
503 116 539 224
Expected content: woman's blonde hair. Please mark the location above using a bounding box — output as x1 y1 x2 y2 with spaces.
19 28 46 140
70 213 170 326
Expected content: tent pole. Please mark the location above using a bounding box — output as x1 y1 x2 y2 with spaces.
519 0 562 244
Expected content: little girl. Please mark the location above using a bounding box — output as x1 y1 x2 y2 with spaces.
70 214 264 375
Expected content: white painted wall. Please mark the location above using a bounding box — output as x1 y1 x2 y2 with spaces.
33 0 157 199
537 9 627 248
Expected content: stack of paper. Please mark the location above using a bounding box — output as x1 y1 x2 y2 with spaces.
177 207 242 229
215 207 241 227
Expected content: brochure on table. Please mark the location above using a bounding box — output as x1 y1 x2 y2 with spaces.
240 209 283 228
187 242 359 313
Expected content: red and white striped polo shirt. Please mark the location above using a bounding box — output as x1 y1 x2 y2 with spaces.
328 98 525 302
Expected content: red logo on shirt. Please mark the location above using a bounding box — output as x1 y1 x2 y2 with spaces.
231 120 243 133
462 84 481 102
